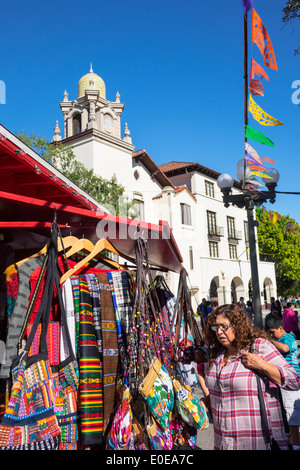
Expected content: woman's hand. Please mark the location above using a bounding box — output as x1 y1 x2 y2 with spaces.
241 351 266 371
241 351 283 385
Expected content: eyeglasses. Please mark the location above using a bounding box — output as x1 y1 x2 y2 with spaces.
211 324 233 332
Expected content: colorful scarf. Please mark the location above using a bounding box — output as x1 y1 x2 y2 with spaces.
95 273 118 430
78 276 103 447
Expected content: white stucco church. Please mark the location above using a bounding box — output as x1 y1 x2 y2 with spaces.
51 65 277 310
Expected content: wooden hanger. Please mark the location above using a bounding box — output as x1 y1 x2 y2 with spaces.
64 237 95 259
16 236 79 267
60 238 121 284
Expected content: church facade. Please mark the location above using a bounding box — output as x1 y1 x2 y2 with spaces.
52 66 277 310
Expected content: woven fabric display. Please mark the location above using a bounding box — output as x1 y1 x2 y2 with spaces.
26 322 60 365
0 229 61 450
78 276 103 446
95 272 119 430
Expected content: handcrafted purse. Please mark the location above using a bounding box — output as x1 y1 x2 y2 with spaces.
106 387 135 450
169 409 197 448
169 268 207 365
139 356 174 430
145 411 173 450
173 379 209 430
0 234 61 450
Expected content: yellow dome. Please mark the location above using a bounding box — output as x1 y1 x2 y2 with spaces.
78 65 106 98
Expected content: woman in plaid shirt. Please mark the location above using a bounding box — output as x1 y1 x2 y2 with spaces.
200 304 300 450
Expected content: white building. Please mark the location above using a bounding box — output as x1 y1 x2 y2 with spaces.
53 67 277 310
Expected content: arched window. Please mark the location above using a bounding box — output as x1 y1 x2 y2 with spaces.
72 113 82 135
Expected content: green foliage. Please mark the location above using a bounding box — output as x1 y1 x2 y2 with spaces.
17 131 137 218
256 208 300 296
282 0 300 55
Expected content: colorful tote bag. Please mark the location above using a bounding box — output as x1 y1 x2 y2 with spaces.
26 321 60 365
173 379 209 430
169 409 197 448
0 233 61 450
146 411 173 450
139 356 174 430
106 387 134 450
51 252 79 451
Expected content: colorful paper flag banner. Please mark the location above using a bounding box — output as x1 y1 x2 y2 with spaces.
245 155 265 167
249 164 267 171
261 156 276 164
245 143 262 163
252 9 278 71
249 170 272 178
249 59 269 96
248 179 267 187
249 94 283 126
245 125 275 147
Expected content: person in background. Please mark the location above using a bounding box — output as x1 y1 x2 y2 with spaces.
205 301 213 315
275 300 282 317
283 302 300 341
200 304 300 450
265 316 300 450
264 308 281 331
197 298 207 329
237 297 246 308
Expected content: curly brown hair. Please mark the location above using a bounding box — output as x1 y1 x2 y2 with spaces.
204 304 269 369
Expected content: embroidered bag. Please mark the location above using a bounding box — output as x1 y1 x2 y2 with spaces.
145 410 173 450
0 232 61 450
139 356 174 430
50 239 79 451
106 387 134 450
173 379 209 430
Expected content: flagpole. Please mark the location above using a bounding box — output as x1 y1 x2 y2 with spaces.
243 10 248 189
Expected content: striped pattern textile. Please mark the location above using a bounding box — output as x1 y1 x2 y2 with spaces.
95 273 118 431
206 337 300 450
107 272 132 365
26 322 60 365
61 278 76 361
78 276 103 447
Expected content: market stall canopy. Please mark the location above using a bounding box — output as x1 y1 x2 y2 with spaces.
0 124 183 272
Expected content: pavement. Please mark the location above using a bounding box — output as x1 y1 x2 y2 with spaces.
194 385 214 450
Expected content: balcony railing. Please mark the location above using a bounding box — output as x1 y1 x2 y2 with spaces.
208 226 224 237
228 230 242 240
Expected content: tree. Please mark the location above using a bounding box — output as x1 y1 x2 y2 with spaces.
17 131 137 218
256 207 300 296
282 0 300 54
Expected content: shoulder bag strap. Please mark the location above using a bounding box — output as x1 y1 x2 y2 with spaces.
255 373 272 449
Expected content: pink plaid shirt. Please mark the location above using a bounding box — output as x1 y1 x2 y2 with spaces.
206 337 300 450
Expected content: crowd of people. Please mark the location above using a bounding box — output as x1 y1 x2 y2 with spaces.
195 297 300 450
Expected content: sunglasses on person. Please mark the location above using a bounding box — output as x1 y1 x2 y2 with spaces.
211 324 233 332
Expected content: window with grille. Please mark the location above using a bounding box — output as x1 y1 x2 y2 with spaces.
180 203 192 225
209 241 219 258
207 211 217 235
227 216 236 238
229 244 238 259
205 180 215 198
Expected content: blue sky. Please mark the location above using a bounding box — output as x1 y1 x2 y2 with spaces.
0 0 299 222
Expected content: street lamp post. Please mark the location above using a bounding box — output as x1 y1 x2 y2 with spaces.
217 169 280 329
